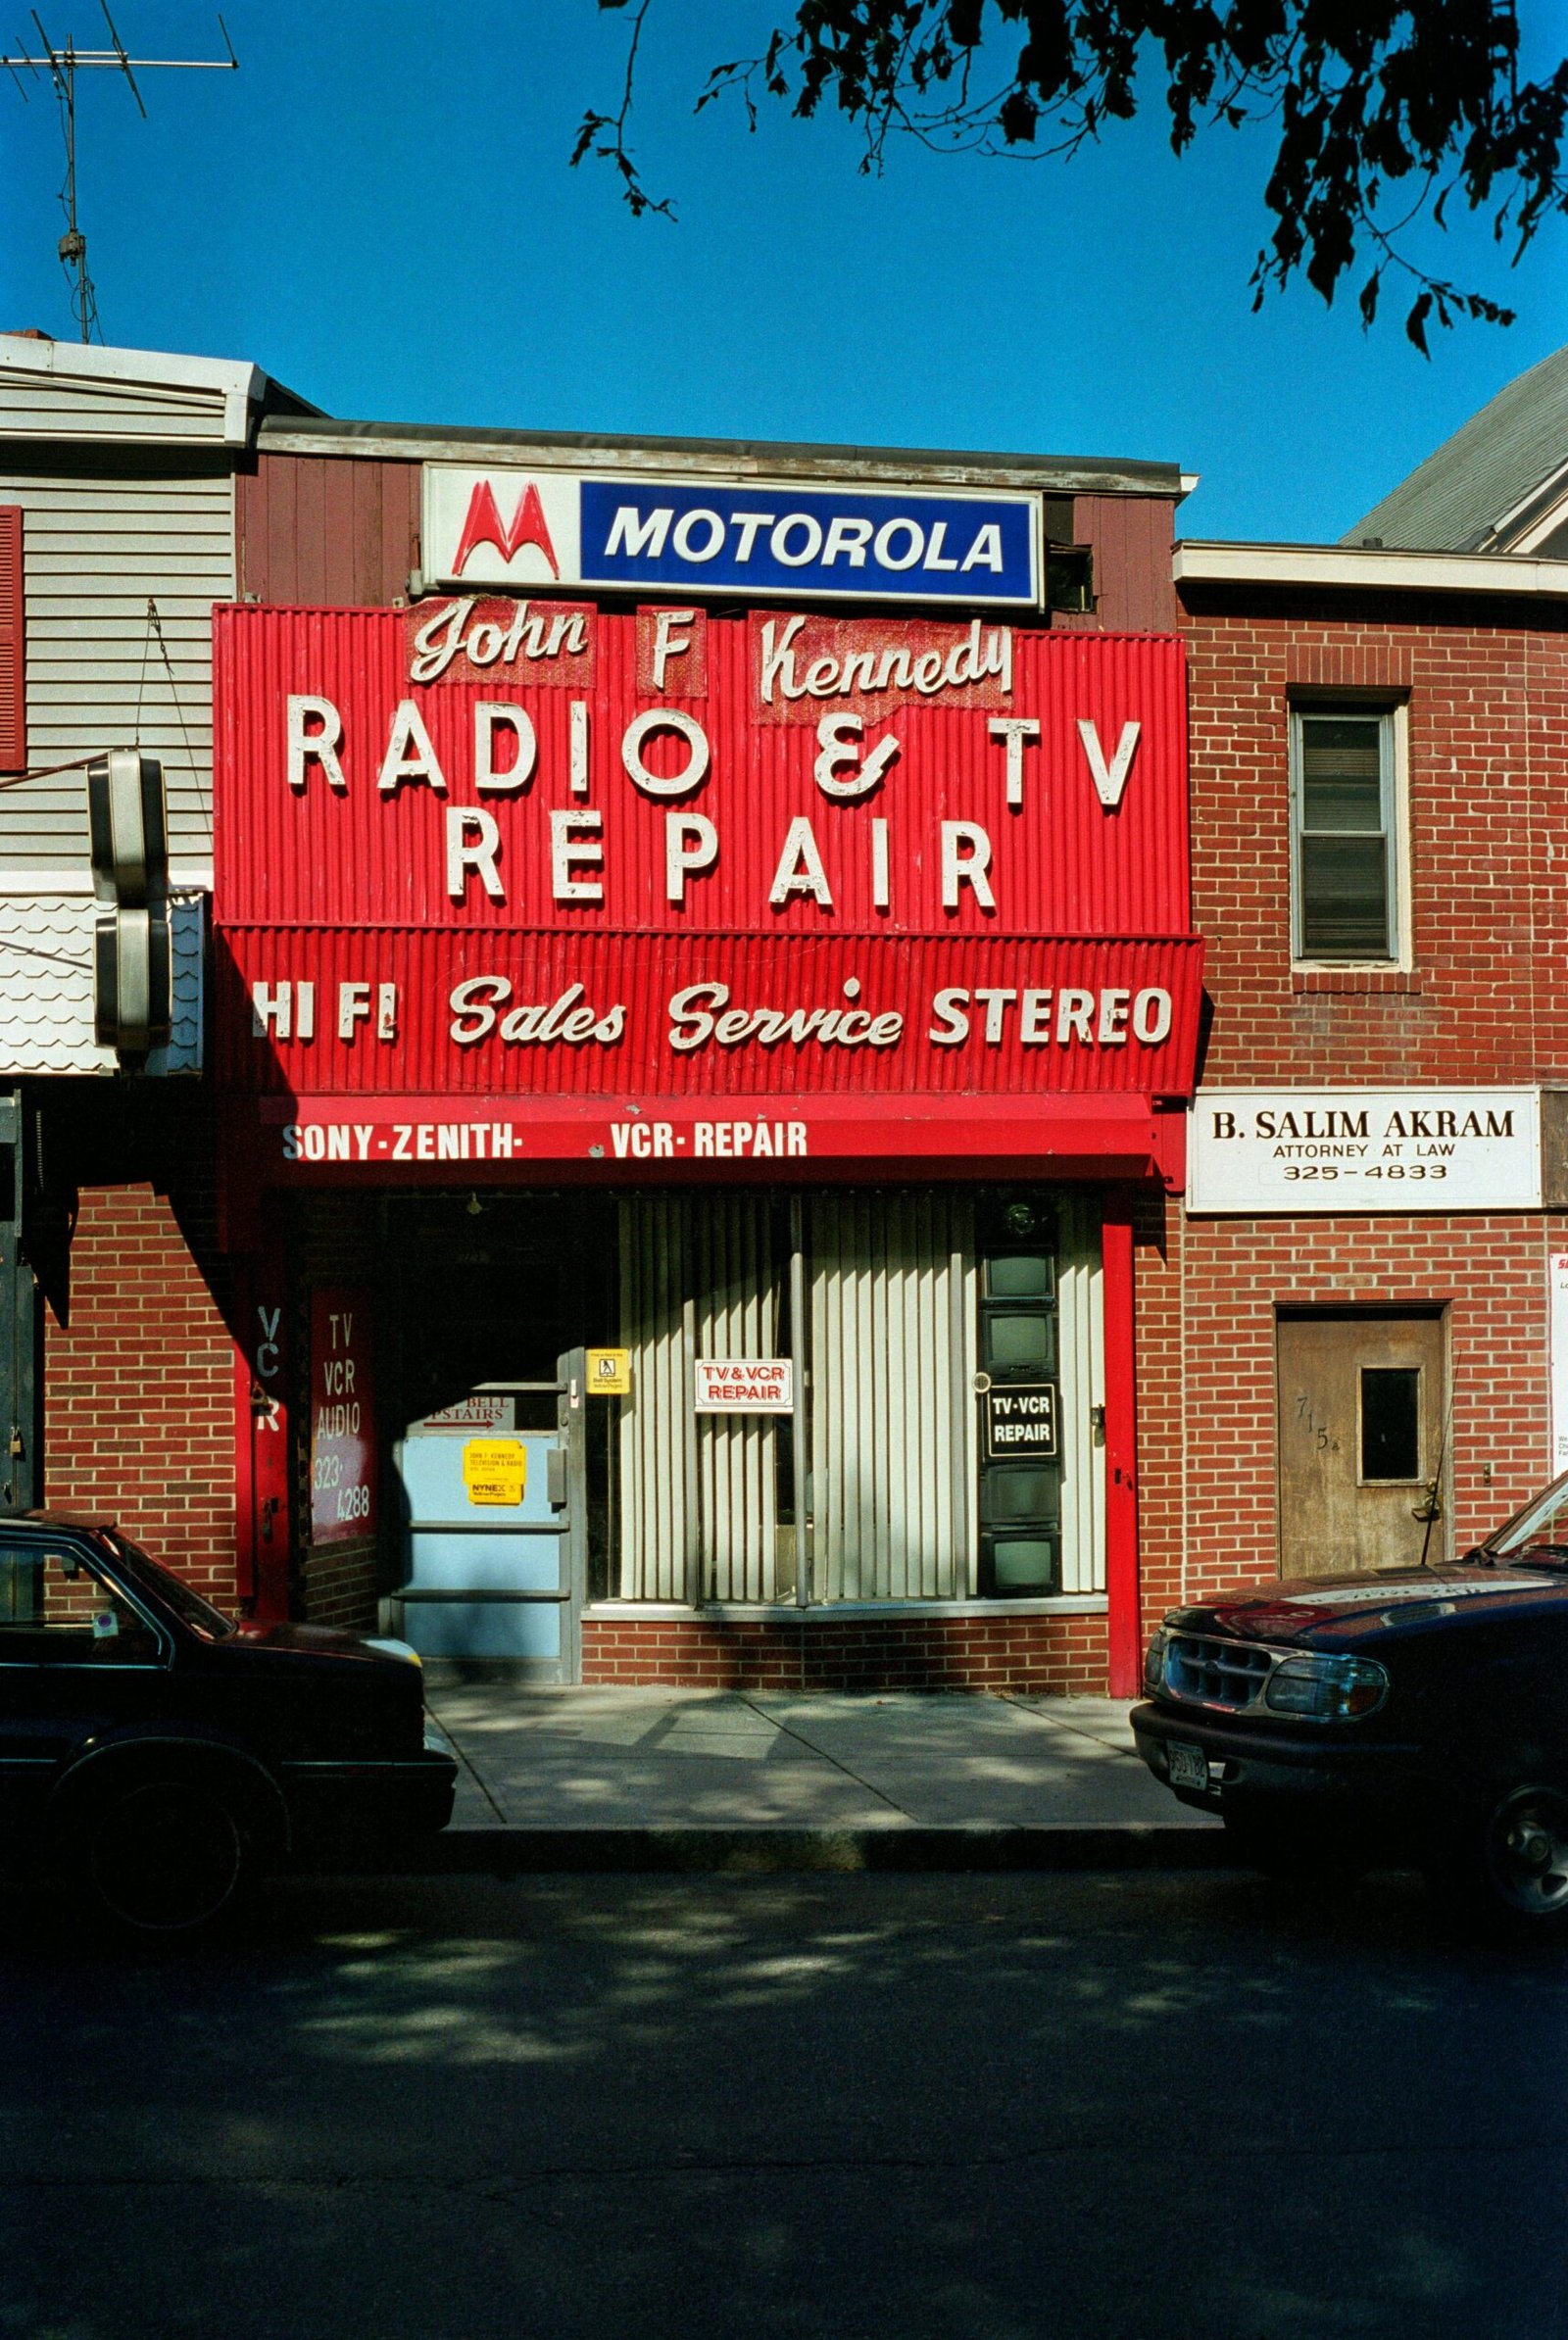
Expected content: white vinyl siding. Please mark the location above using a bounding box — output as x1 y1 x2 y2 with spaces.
1 380 225 440
0 349 254 445
0 459 232 879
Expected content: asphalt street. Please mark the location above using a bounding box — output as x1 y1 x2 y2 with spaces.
4 1867 1565 2340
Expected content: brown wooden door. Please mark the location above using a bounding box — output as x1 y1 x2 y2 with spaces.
1276 1312 1445 1578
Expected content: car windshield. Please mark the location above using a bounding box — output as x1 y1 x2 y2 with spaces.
1479 1471 1568 1565
101 1533 238 1639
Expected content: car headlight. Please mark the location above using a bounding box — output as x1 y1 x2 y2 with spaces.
1262 1652 1388 1722
1144 1629 1169 1692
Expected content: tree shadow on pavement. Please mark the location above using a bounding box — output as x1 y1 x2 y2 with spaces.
0 1867 1562 2340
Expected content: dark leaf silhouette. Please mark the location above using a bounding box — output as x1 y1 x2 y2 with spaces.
577 1 1568 335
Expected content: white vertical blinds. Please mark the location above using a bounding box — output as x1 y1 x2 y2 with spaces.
617 1195 692 1600
694 1199 780 1601
617 1194 782 1600
808 1193 976 1601
1055 1196 1106 1594
615 1189 1102 1605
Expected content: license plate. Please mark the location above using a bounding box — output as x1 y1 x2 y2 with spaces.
1166 1740 1209 1791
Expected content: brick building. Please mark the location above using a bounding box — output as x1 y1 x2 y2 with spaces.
1158 534 1568 1636
20 326 1568 1702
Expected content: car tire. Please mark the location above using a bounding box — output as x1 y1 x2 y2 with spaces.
1426 1783 1568 1938
71 1775 258 1938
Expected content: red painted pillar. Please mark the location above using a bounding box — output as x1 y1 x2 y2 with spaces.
1102 1195 1142 1698
220 1111 292 1623
231 1255 257 1608
245 1211 292 1622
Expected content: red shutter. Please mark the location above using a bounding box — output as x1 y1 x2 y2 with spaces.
0 508 24 774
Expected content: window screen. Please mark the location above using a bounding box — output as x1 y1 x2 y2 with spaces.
1295 710 1396 961
1361 1367 1421 1482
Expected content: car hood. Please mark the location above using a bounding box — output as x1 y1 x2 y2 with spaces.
229 1620 417 1668
1167 1565 1568 1647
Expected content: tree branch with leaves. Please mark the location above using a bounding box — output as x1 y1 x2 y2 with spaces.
572 1 1568 346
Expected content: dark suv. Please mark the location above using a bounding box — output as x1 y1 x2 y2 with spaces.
1132 1469 1568 1932
0 1513 456 1932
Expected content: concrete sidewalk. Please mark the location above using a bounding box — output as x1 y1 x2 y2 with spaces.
420 1684 1227 1873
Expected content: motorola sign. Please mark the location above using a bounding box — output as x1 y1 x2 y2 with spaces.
423 465 1042 608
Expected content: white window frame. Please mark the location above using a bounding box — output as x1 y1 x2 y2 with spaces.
1289 701 1409 968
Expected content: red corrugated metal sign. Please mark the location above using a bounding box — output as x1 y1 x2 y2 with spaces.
213 601 1200 1174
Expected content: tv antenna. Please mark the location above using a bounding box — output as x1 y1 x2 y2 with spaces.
3 3 237 343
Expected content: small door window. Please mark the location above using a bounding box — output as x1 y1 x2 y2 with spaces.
1360 1367 1422 1483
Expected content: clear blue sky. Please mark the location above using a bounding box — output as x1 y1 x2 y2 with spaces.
6 0 1568 543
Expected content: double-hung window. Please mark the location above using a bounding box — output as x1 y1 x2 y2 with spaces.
1290 704 1402 962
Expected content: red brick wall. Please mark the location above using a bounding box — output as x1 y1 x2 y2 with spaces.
44 1181 237 1604
1139 1213 1564 1628
1131 1189 1183 1647
1139 587 1568 1639
302 1545 379 1633
582 1613 1109 1693
1180 590 1568 1085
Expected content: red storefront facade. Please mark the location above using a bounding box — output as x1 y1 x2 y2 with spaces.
211 441 1200 1691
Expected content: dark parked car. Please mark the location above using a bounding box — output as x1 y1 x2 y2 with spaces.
1132 1470 1568 1931
0 1513 456 1933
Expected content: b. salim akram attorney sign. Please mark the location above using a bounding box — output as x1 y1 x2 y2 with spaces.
1189 1089 1543 1213
421 465 1042 609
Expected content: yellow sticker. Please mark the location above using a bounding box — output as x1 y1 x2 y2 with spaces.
586 1347 632 1396
463 1437 527 1506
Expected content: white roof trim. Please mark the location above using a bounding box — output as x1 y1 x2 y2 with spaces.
0 865 213 898
1174 540 1568 597
0 335 264 445
1479 455 1568 548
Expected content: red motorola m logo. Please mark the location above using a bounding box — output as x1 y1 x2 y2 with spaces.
451 479 560 578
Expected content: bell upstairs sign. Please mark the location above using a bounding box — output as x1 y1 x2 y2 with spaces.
212 599 1201 1183
422 465 1042 609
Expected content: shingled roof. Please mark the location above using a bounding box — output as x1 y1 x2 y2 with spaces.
1344 343 1568 555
